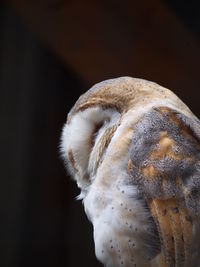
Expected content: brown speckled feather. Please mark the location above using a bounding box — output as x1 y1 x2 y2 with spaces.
129 106 200 266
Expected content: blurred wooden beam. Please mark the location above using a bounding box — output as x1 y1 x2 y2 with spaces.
6 0 200 99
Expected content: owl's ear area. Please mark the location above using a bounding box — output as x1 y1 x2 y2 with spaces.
128 106 200 266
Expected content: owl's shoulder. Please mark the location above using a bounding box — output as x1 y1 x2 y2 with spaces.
129 106 200 204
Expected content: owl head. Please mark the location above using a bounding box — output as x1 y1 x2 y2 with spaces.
60 77 191 197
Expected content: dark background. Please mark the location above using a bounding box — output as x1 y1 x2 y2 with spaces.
1 1 200 267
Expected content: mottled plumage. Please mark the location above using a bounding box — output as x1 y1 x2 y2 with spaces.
60 77 200 267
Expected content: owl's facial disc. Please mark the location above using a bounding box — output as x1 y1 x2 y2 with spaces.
61 106 120 192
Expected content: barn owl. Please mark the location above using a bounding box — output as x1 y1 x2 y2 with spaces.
60 77 200 267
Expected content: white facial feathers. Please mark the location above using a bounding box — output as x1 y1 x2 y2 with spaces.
60 106 120 189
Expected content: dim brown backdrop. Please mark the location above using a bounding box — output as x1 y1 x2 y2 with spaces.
1 1 200 267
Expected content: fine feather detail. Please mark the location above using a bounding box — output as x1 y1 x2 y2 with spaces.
60 77 200 267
